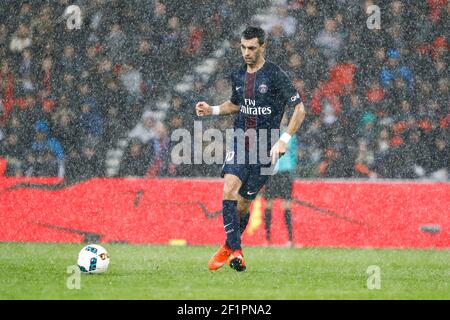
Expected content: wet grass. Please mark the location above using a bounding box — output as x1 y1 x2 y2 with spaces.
0 243 448 299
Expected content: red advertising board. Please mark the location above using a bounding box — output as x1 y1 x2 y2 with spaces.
0 177 449 248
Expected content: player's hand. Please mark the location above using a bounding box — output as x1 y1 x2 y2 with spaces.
195 102 212 117
270 140 287 165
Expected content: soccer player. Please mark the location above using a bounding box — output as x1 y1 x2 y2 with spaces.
196 26 306 272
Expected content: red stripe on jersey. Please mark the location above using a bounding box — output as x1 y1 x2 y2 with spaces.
244 72 256 99
244 72 257 149
246 116 257 128
244 72 257 130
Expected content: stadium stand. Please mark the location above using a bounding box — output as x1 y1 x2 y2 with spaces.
0 0 448 181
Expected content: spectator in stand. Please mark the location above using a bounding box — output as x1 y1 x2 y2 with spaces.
18 95 45 140
98 78 128 121
314 18 344 67
166 95 188 133
438 2 450 39
184 22 204 58
25 148 59 177
147 121 171 177
427 132 450 181
119 138 152 177
316 140 354 179
354 139 378 179
3 111 28 151
51 107 79 155
164 95 195 177
104 105 127 151
79 102 104 144
59 45 81 77
372 127 392 174
25 120 64 178
259 4 298 37
436 78 449 107
9 24 32 55
160 16 183 67
18 49 35 79
135 39 156 96
76 83 97 111
106 23 128 63
0 24 8 58
380 49 414 93
128 110 157 145
0 131 24 176
119 63 143 104
428 0 448 23
152 1 168 35
77 142 105 180
0 60 15 120
39 56 56 95
31 5 54 54
298 1 322 39
58 73 77 102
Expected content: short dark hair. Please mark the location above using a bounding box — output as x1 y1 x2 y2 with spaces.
242 26 266 45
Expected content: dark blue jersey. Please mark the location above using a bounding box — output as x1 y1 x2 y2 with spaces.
228 60 301 158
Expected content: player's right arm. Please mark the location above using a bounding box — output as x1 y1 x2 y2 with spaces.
195 101 240 117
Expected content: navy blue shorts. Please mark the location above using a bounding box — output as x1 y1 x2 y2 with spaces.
221 151 271 200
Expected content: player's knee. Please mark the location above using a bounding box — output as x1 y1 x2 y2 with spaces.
223 185 239 200
237 202 251 215
282 200 291 210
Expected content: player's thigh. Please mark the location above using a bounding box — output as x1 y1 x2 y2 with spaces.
222 161 250 199
223 173 243 199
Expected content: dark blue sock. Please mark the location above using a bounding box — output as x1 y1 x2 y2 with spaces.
222 200 241 250
284 209 293 242
264 208 272 241
240 212 250 235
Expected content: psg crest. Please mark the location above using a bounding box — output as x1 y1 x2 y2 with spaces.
258 84 268 94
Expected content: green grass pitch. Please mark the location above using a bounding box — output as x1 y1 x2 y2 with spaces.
0 243 448 299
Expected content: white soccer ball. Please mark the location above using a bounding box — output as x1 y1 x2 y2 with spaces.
77 244 110 274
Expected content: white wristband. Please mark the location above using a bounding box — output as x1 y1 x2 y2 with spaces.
280 132 292 144
211 105 220 115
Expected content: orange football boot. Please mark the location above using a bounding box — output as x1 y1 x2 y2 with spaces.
208 244 232 270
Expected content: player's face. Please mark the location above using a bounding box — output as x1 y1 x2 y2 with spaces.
240 38 265 66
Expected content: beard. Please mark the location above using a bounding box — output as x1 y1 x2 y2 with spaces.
244 56 257 65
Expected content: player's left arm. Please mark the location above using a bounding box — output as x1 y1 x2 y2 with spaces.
270 102 306 164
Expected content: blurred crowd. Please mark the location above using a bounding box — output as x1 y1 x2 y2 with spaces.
0 0 449 181
0 0 260 179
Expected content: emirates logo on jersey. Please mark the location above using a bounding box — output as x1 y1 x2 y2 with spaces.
258 84 268 94
240 105 272 115
241 99 272 115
